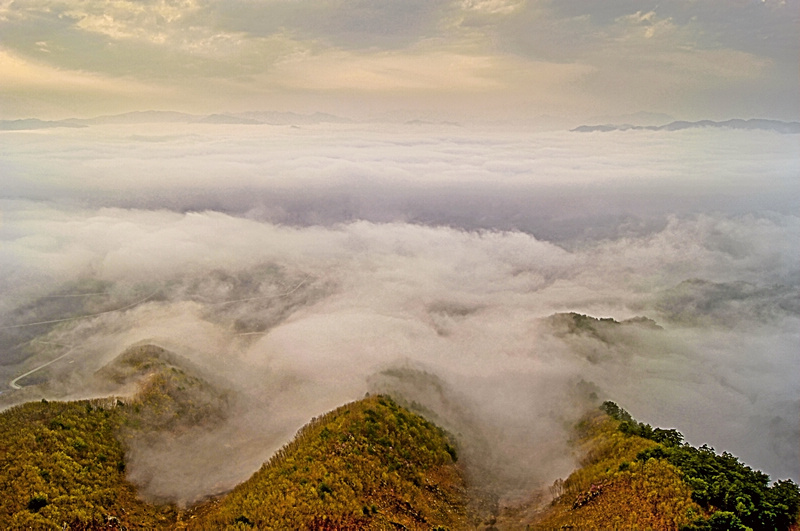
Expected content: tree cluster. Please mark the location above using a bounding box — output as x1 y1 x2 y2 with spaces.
0 399 175 529
604 401 800 530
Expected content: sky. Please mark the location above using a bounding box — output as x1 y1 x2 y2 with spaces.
1 0 798 121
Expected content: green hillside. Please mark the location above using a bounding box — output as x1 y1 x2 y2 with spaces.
0 393 469 530
0 343 225 529
525 402 800 531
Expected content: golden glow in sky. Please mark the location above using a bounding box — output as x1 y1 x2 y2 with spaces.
1 0 797 120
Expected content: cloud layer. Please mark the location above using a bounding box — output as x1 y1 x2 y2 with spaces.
3 122 798 226
1 123 797 504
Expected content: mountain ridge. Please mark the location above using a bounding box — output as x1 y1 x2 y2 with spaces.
0 110 353 130
572 118 800 134
3 113 798 132
2 366 798 529
2 317 798 529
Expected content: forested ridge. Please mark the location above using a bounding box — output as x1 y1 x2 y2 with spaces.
0 398 178 529
0 345 470 530
1 344 798 530
605 401 800 530
0 393 469 530
526 402 800 531
183 395 469 530
0 343 230 529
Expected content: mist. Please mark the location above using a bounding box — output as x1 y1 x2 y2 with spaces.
1 122 798 506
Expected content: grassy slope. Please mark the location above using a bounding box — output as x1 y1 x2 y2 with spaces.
0 344 229 529
1 393 469 530
526 405 800 531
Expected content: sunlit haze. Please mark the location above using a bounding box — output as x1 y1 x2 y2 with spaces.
1 0 798 121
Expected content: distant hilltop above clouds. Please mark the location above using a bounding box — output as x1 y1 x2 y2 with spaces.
4 112 799 133
572 118 800 134
0 110 353 130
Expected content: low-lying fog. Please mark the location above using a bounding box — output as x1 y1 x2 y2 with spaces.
1 122 798 505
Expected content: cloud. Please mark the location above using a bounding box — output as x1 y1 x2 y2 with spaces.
0 124 797 504
2 213 797 501
217 0 452 50
0 48 165 101
2 123 797 225
460 0 524 16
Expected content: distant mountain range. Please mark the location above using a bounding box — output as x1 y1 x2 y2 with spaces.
572 118 800 134
0 110 353 130
4 112 799 133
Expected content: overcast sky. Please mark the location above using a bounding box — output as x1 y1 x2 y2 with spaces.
1 0 798 120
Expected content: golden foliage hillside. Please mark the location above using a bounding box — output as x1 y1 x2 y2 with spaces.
184 394 470 530
0 398 177 529
2 344 470 530
527 411 700 531
526 402 800 531
3 343 797 530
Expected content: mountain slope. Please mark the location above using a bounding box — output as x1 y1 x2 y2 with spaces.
524 402 800 531
571 118 800 134
184 394 470 530
1 346 470 529
2 343 797 530
524 408 699 530
0 399 177 529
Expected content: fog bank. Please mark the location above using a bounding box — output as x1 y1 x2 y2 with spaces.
1 123 797 504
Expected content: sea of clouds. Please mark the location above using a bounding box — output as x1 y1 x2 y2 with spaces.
1 122 797 505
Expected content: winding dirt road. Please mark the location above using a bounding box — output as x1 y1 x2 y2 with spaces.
9 346 76 390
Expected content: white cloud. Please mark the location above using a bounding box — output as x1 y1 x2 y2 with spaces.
2 204 797 501
0 124 797 503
